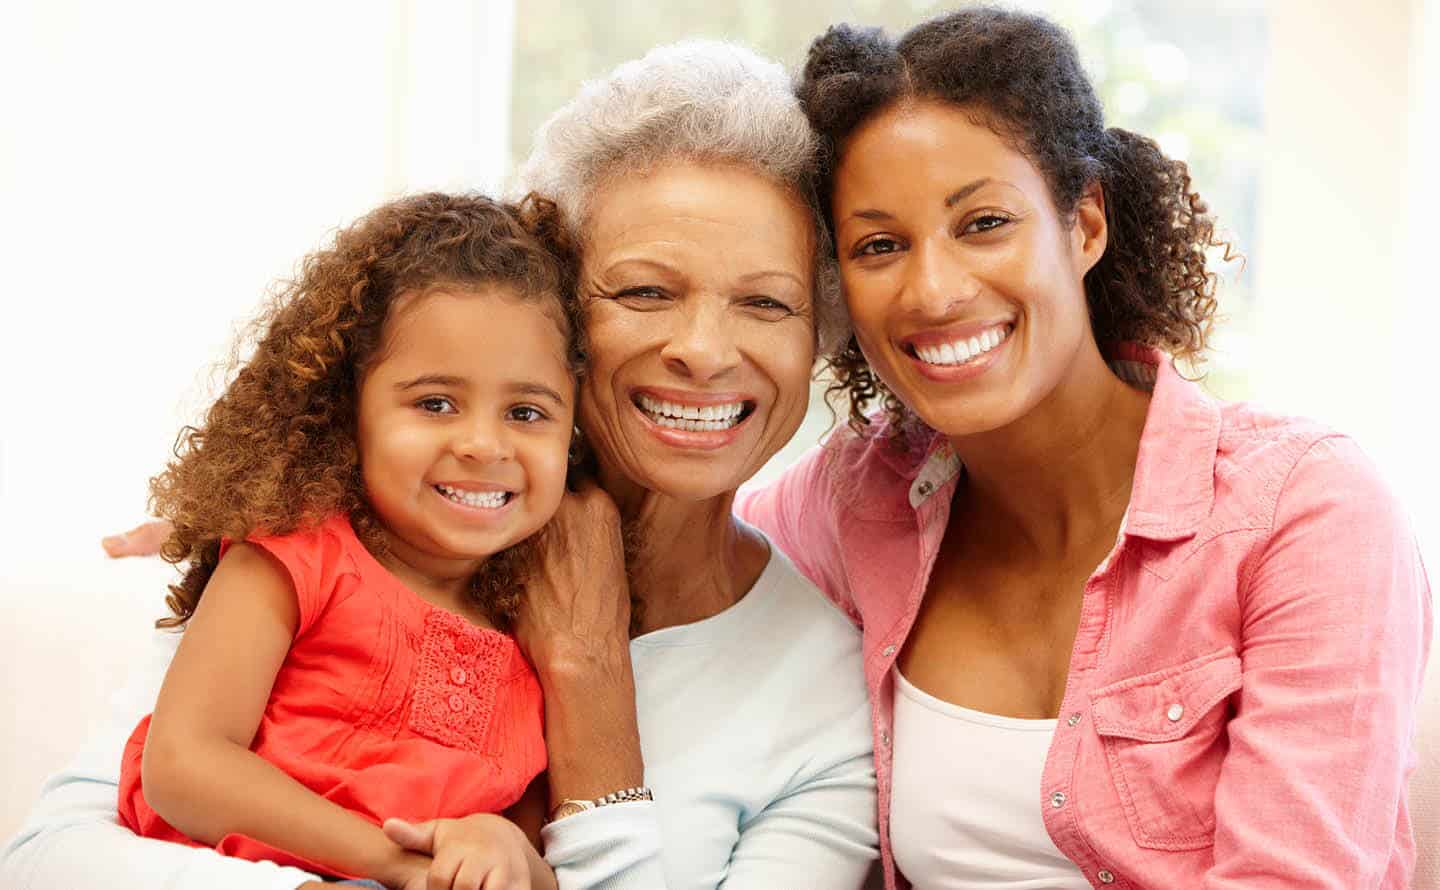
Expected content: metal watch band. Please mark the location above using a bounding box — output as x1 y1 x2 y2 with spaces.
547 786 653 823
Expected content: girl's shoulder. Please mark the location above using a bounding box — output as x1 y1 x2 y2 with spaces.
236 514 369 635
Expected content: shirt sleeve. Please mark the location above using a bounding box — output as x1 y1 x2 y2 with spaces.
736 442 857 622
540 800 665 889
0 630 320 890
1203 435 1433 889
540 750 878 890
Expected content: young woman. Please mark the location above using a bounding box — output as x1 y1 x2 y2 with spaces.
740 8 1431 889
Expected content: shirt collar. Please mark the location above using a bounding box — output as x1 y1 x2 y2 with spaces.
903 344 1220 541
1108 343 1220 542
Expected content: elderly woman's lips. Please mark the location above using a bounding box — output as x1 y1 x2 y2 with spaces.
632 392 755 432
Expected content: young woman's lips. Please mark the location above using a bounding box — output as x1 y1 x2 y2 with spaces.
902 321 1014 383
629 388 757 451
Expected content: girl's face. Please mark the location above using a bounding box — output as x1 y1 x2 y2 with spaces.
831 99 1107 438
577 161 817 502
357 286 574 575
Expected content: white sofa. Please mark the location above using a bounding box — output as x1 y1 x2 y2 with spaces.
2 564 1437 884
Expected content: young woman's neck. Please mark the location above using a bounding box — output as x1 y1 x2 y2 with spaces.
947 339 1151 560
602 470 767 637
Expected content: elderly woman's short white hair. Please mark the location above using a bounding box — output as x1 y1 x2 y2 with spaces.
517 39 848 354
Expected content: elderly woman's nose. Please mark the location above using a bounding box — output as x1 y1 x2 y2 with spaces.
659 299 741 381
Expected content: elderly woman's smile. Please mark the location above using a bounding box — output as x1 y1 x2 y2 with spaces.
577 160 817 502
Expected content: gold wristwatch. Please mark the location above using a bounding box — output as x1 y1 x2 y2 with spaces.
547 786 653 823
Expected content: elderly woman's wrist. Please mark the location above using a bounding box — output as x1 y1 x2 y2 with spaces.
533 636 632 682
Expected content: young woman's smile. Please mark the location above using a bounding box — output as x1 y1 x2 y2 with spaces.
832 99 1107 439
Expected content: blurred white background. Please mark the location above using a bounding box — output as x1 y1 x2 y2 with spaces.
2 0 1437 839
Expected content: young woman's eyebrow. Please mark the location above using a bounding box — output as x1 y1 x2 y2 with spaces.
943 177 994 207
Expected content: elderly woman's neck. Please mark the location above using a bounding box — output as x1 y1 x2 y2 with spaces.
611 484 770 637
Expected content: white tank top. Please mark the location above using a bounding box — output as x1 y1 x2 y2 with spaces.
890 668 1091 889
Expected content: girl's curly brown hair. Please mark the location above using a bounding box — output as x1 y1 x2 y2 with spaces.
798 7 1238 433
150 192 581 631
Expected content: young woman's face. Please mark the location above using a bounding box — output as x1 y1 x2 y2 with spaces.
831 99 1106 438
577 161 817 502
357 287 574 571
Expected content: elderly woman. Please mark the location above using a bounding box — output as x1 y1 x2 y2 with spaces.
0 42 876 890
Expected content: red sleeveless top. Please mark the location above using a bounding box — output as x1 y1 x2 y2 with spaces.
118 515 546 875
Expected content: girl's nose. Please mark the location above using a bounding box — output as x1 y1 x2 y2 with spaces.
454 417 514 463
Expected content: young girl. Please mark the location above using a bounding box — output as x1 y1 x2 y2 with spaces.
116 193 582 890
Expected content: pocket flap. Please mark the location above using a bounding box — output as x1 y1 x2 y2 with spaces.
1089 647 1241 742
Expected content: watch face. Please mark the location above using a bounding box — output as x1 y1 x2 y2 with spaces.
549 800 591 822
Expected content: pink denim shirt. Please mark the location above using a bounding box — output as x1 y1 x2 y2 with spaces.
738 345 1431 890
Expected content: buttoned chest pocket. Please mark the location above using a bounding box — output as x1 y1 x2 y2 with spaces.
1089 647 1242 851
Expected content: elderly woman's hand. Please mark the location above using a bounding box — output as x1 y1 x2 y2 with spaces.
514 479 631 676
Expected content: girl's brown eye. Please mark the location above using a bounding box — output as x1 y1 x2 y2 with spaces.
508 405 547 423
417 396 457 415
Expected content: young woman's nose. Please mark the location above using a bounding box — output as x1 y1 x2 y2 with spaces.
658 297 741 382
902 237 982 318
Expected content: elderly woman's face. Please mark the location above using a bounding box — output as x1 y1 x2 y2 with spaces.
577 162 816 501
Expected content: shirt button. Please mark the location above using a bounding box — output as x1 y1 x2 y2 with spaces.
1166 703 1185 722
917 480 934 497
447 693 465 712
882 644 897 657
1066 712 1082 727
880 730 891 746
1050 791 1067 808
1098 869 1116 884
450 667 468 685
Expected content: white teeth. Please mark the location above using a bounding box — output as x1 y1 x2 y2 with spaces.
636 394 747 430
436 484 508 509
913 325 1011 367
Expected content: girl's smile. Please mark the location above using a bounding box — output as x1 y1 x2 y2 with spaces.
356 285 574 594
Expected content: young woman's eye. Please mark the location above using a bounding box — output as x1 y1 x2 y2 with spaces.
854 236 903 258
417 396 457 415
963 214 1012 235
507 405 548 423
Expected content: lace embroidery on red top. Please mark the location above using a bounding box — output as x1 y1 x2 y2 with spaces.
408 609 509 752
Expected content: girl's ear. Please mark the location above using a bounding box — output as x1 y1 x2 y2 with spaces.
566 425 597 489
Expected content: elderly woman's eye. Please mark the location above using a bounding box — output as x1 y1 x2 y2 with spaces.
616 286 669 301
745 296 792 313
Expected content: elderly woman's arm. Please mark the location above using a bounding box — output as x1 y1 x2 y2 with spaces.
0 631 322 890
517 483 877 889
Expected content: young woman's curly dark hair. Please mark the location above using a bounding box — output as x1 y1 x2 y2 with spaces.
798 6 1238 433
150 192 581 630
